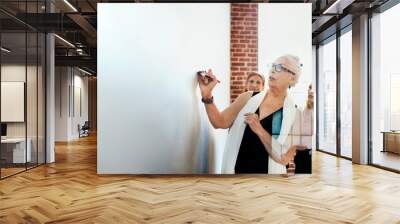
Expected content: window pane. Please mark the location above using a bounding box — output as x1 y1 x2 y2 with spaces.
38 32 46 165
27 31 38 169
318 38 337 154
371 3 400 171
26 0 39 170
0 1 46 178
1 31 28 178
340 30 352 158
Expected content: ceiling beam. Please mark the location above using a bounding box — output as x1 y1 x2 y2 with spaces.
67 13 97 46
55 55 96 69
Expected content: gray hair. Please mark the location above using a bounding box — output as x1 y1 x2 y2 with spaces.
277 54 302 87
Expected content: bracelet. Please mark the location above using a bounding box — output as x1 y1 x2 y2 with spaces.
201 96 214 104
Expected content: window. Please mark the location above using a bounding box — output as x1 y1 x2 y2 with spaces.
0 1 47 179
370 3 400 171
339 29 352 158
318 37 337 154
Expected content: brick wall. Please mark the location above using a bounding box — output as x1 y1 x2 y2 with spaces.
230 3 258 102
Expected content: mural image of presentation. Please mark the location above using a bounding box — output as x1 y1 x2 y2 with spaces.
97 3 313 174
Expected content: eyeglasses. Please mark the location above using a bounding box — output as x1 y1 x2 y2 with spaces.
269 63 296 76
248 80 262 84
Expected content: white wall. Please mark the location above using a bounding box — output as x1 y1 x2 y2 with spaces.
71 73 89 138
259 3 312 108
55 67 89 141
55 67 69 141
97 3 230 174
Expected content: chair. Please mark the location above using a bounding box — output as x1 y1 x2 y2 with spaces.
79 121 90 138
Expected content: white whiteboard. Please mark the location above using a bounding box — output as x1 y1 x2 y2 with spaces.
1 82 25 122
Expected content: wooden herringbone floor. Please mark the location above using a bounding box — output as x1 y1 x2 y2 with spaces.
1 134 400 224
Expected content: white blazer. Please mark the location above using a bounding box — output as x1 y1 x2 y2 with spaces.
220 90 302 174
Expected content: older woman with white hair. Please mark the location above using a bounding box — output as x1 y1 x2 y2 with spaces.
198 54 309 174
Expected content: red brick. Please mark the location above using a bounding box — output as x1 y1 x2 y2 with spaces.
233 72 245 76
232 16 245 21
238 58 250 62
245 17 257 22
232 43 246 48
232 81 244 85
239 12 251 17
244 21 255 26
232 52 246 57
231 23 240 28
233 48 243 53
239 30 251 35
232 62 245 67
231 7 240 12
232 26 244 30
236 4 250 9
245 35 257 39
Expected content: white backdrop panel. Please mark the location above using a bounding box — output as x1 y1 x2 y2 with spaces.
97 3 230 174
259 3 312 108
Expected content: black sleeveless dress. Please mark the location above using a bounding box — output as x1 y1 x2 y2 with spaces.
234 92 283 174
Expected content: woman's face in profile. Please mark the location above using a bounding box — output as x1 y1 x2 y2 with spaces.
246 75 264 92
267 58 297 90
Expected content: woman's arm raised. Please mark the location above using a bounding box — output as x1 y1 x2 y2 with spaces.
198 69 252 129
204 92 252 129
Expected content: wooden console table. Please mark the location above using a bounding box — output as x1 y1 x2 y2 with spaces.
381 131 400 154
